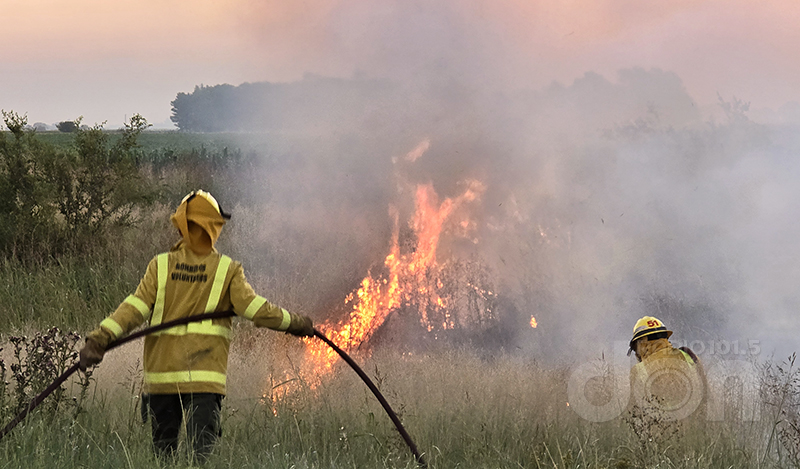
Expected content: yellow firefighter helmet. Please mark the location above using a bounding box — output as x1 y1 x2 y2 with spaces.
629 316 673 354
180 190 230 219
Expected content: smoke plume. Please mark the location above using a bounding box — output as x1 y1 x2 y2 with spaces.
215 1 800 363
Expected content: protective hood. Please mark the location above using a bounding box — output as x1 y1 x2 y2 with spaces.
170 190 229 255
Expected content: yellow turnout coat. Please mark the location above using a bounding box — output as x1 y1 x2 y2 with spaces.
87 191 308 395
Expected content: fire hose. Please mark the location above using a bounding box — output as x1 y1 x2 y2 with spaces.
0 311 427 467
313 329 426 466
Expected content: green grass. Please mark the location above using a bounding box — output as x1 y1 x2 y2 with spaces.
34 130 231 152
32 130 298 156
0 205 175 334
0 256 142 333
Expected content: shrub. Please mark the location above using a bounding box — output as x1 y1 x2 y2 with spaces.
0 111 61 260
4 327 86 417
46 114 155 253
0 111 156 260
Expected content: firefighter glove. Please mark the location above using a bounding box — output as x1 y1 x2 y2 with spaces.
286 315 314 337
79 338 105 371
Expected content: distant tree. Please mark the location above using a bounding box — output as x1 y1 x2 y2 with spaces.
56 120 79 133
717 93 750 124
32 122 50 131
170 84 239 132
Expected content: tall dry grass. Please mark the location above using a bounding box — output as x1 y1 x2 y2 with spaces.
0 130 794 467
1 326 791 468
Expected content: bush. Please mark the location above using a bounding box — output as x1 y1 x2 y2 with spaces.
0 111 157 260
47 114 155 253
5 328 85 415
0 111 61 260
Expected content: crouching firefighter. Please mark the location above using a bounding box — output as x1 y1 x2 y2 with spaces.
628 316 705 420
79 190 314 463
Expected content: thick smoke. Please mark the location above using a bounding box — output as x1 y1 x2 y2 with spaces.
218 1 800 363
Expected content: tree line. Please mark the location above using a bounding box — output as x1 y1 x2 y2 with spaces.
170 75 394 132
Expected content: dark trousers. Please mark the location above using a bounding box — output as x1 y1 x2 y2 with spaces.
142 393 222 463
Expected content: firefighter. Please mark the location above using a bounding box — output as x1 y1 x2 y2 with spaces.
78 190 314 463
628 316 704 420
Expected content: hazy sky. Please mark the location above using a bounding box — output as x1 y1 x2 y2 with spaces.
2 0 799 128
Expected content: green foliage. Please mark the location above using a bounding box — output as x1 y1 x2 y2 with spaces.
0 111 61 260
2 110 27 135
170 84 239 132
48 114 154 252
0 253 151 332
0 122 258 333
0 112 156 260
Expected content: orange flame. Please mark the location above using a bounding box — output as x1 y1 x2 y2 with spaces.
303 180 485 377
529 316 538 328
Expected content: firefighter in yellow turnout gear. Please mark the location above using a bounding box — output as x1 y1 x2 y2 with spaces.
79 190 314 462
628 316 704 420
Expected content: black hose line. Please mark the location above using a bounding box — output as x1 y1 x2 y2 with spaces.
314 329 427 467
0 312 427 468
0 361 81 441
0 310 236 441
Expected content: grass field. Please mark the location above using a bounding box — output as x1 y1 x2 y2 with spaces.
2 127 798 468
35 129 244 152
33 129 318 157
0 331 783 469
0 295 794 469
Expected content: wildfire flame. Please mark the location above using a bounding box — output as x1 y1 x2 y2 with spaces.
529 316 538 328
303 179 485 377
